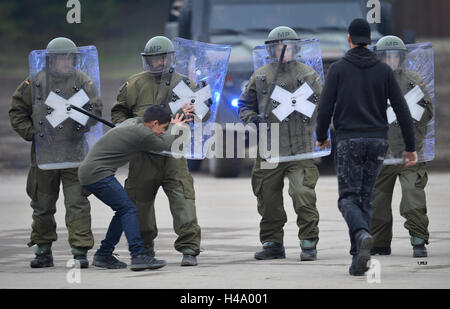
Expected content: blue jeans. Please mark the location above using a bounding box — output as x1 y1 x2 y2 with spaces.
335 138 389 256
84 175 147 258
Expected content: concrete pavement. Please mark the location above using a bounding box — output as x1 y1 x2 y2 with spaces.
0 168 449 289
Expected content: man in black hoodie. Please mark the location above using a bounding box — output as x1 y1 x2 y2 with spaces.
315 19 418 276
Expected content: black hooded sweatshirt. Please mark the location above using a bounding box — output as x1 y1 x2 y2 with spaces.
315 46 415 152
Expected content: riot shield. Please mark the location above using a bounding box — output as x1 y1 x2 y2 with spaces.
252 39 330 163
382 42 435 164
155 37 231 159
29 45 103 170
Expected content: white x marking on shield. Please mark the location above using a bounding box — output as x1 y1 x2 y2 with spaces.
271 83 316 122
387 85 426 124
169 80 212 120
45 90 90 128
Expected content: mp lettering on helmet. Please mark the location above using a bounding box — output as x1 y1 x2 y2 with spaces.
385 42 399 47
149 45 162 53
278 32 291 39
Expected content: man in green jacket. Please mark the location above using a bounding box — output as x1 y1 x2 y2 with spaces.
79 105 188 270
111 36 201 266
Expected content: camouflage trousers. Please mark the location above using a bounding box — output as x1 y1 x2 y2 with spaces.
251 158 320 245
335 138 389 256
371 163 430 247
26 166 94 254
124 153 201 255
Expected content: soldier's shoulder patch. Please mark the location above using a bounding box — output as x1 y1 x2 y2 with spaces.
125 78 135 86
80 79 94 90
18 79 31 94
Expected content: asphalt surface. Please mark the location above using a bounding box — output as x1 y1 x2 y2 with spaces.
0 169 449 289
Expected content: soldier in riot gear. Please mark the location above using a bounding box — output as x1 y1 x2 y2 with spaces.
9 37 102 268
111 36 202 266
238 26 323 261
371 35 434 258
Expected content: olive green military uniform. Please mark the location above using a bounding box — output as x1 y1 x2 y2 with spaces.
111 70 201 255
239 60 322 246
9 69 102 254
371 69 433 247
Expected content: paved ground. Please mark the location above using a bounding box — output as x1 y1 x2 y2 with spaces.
0 169 449 289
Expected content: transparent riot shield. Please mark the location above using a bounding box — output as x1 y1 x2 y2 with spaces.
154 37 231 159
29 45 103 170
252 39 330 163
382 42 435 164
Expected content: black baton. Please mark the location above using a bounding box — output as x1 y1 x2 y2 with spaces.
67 105 115 128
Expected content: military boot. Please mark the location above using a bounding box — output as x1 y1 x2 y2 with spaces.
181 255 198 266
30 244 54 268
181 249 198 266
73 255 89 269
72 247 89 269
254 242 286 260
411 236 428 258
300 239 318 261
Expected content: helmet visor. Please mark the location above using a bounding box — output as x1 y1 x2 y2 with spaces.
265 40 301 63
377 50 407 71
48 53 78 77
142 53 174 74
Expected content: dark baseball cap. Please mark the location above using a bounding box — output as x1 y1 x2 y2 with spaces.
348 18 371 45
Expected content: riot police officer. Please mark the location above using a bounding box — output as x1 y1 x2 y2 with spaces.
371 36 434 258
238 26 323 261
9 37 102 268
111 36 201 266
